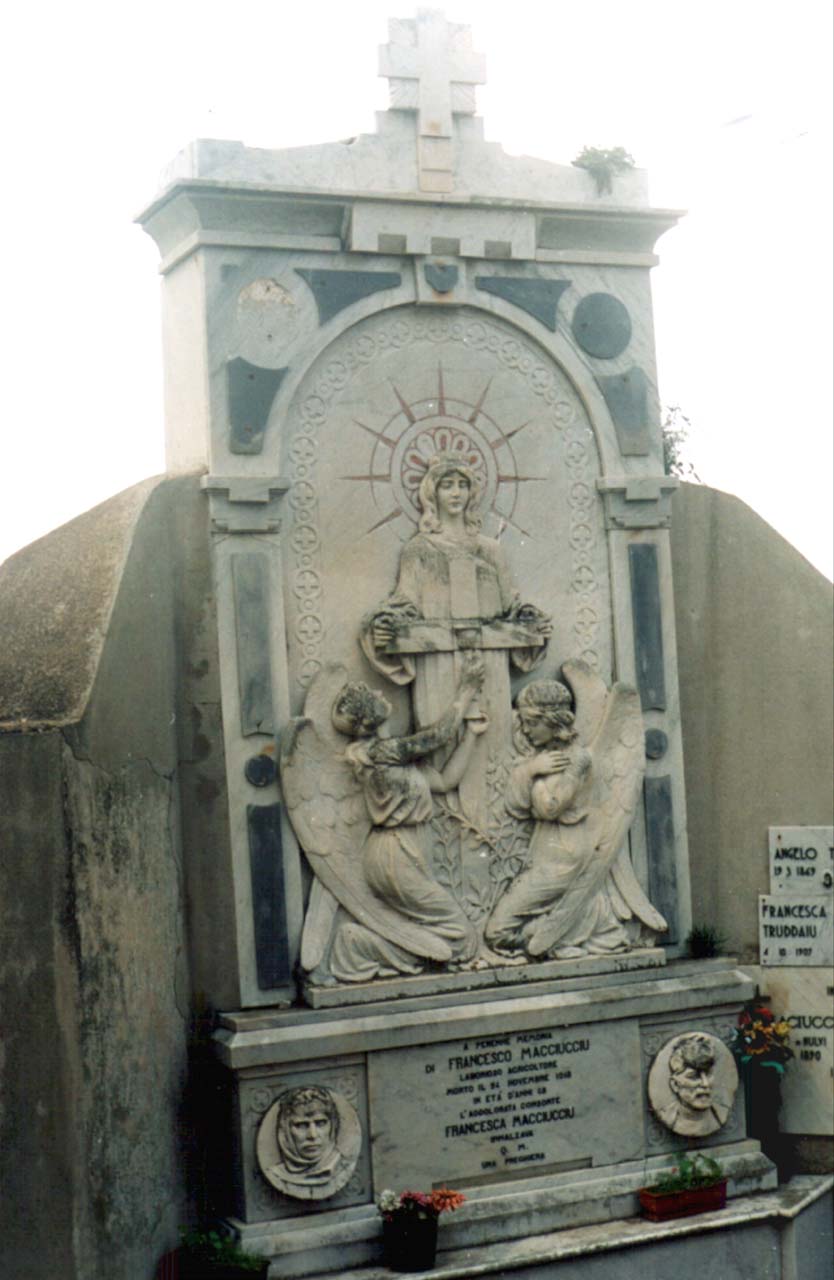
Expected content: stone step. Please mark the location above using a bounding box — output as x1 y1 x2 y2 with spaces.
297 1176 832 1280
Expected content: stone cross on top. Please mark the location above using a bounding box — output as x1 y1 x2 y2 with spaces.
379 8 486 193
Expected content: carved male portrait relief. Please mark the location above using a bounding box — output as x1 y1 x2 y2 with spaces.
256 1085 361 1200
648 1032 739 1137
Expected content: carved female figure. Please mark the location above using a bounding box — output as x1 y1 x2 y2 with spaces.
360 452 550 819
326 655 487 981
485 666 667 960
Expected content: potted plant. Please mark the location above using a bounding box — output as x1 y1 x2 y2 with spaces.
377 1187 466 1272
731 996 793 1170
156 1229 269 1280
639 1153 727 1221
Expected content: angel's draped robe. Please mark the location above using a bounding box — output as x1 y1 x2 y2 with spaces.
329 737 477 983
360 530 546 820
484 743 631 957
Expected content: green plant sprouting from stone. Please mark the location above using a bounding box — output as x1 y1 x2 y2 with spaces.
572 145 636 194
686 923 725 958
662 405 702 482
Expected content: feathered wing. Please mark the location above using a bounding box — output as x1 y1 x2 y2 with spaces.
527 679 665 956
280 664 452 967
591 681 667 933
561 658 608 745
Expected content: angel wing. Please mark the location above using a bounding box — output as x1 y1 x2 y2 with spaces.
280 664 452 969
560 658 608 746
527 677 665 955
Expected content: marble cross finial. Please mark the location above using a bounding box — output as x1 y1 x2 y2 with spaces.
379 8 486 193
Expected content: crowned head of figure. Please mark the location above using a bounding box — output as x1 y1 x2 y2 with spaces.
417 451 483 534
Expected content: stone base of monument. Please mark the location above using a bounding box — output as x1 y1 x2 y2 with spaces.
285 1175 832 1280
227 1143 777 1277
301 947 666 1009
212 960 787 1276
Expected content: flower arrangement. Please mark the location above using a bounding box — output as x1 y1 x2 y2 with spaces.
645 1152 724 1195
732 998 794 1074
639 1153 727 1222
377 1187 466 1220
378 1188 467 1272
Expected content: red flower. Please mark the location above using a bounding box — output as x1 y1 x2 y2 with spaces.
430 1187 466 1214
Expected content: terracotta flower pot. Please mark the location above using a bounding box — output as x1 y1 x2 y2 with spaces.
383 1212 439 1272
639 1179 727 1222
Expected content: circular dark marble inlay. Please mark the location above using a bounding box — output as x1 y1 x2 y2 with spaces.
245 753 278 787
572 292 632 359
644 728 669 760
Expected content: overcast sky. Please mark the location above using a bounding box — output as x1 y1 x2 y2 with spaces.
3 0 831 577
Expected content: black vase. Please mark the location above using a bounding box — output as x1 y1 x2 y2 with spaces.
383 1212 439 1272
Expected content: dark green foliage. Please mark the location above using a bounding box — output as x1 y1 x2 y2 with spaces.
686 923 725 958
572 145 636 194
179 1230 268 1272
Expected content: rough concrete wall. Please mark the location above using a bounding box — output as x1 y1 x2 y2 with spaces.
0 732 77 1279
0 477 164 730
0 475 229 1279
59 477 192 1278
670 483 834 959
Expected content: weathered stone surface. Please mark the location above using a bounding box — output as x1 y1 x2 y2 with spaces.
671 483 834 961
289 1176 831 1280
0 476 164 730
0 473 235 1278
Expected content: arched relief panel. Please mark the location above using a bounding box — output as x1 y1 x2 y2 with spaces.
458 287 655 478
275 304 613 715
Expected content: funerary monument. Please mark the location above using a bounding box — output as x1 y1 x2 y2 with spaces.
1 9 831 1279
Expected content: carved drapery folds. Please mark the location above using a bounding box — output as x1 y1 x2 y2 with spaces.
280 446 667 991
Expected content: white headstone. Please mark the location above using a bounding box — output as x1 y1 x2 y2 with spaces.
768 825 834 896
759 894 833 967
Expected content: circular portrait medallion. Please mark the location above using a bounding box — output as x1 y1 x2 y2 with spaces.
256 1084 361 1200
648 1031 739 1138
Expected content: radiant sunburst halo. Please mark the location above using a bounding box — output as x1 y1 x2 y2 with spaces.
342 366 544 540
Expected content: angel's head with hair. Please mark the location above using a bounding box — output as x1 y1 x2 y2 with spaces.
332 681 391 738
417 452 483 534
515 679 577 748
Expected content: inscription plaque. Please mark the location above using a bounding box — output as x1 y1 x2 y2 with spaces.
368 1021 642 1189
768 826 834 896
764 969 834 1136
759 894 833 967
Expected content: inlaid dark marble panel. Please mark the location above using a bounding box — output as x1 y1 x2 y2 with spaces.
227 358 288 455
296 268 401 325
247 803 291 990
572 292 632 358
628 543 666 711
424 263 459 293
474 276 570 331
644 775 679 945
232 553 275 736
597 366 651 454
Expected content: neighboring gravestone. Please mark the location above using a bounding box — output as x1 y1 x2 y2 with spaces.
755 827 834 1146
133 9 777 1274
760 827 834 967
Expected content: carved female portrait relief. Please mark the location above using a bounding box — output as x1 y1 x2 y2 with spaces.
256 1086 361 1200
648 1032 739 1138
